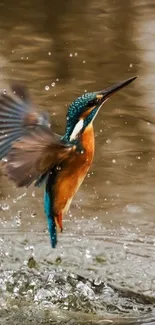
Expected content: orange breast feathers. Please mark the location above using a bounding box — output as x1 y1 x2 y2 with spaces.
53 123 95 216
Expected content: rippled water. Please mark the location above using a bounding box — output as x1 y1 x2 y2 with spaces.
1 0 155 324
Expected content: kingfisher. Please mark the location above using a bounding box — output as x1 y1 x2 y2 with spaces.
0 76 137 248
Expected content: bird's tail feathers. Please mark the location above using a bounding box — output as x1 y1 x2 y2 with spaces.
44 190 57 248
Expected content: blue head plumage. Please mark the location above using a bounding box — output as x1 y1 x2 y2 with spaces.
64 92 99 141
63 76 138 143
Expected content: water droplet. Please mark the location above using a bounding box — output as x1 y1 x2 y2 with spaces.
83 60 86 64
2 157 8 162
56 78 59 82
15 212 21 227
123 243 128 250
112 159 116 164
85 249 91 259
74 52 78 56
94 277 102 285
106 139 111 144
51 82 55 87
0 203 10 211
69 53 73 57
45 86 49 91
30 212 36 218
13 192 26 203
48 52 51 55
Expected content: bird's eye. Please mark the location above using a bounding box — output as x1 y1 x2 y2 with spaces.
87 98 99 107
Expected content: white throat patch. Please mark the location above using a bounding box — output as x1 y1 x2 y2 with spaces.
70 119 84 141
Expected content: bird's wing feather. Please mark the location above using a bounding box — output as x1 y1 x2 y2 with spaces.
0 84 50 159
2 126 75 187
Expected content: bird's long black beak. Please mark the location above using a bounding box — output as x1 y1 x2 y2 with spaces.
97 76 138 102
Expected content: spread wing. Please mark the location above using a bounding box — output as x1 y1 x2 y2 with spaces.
0 83 76 187
0 83 50 159
2 126 75 187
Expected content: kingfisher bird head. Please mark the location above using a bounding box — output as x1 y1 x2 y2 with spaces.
64 76 137 142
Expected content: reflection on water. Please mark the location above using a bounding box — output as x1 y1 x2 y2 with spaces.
1 0 155 324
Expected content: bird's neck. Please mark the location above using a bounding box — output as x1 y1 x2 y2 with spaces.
80 122 94 153
63 121 94 144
